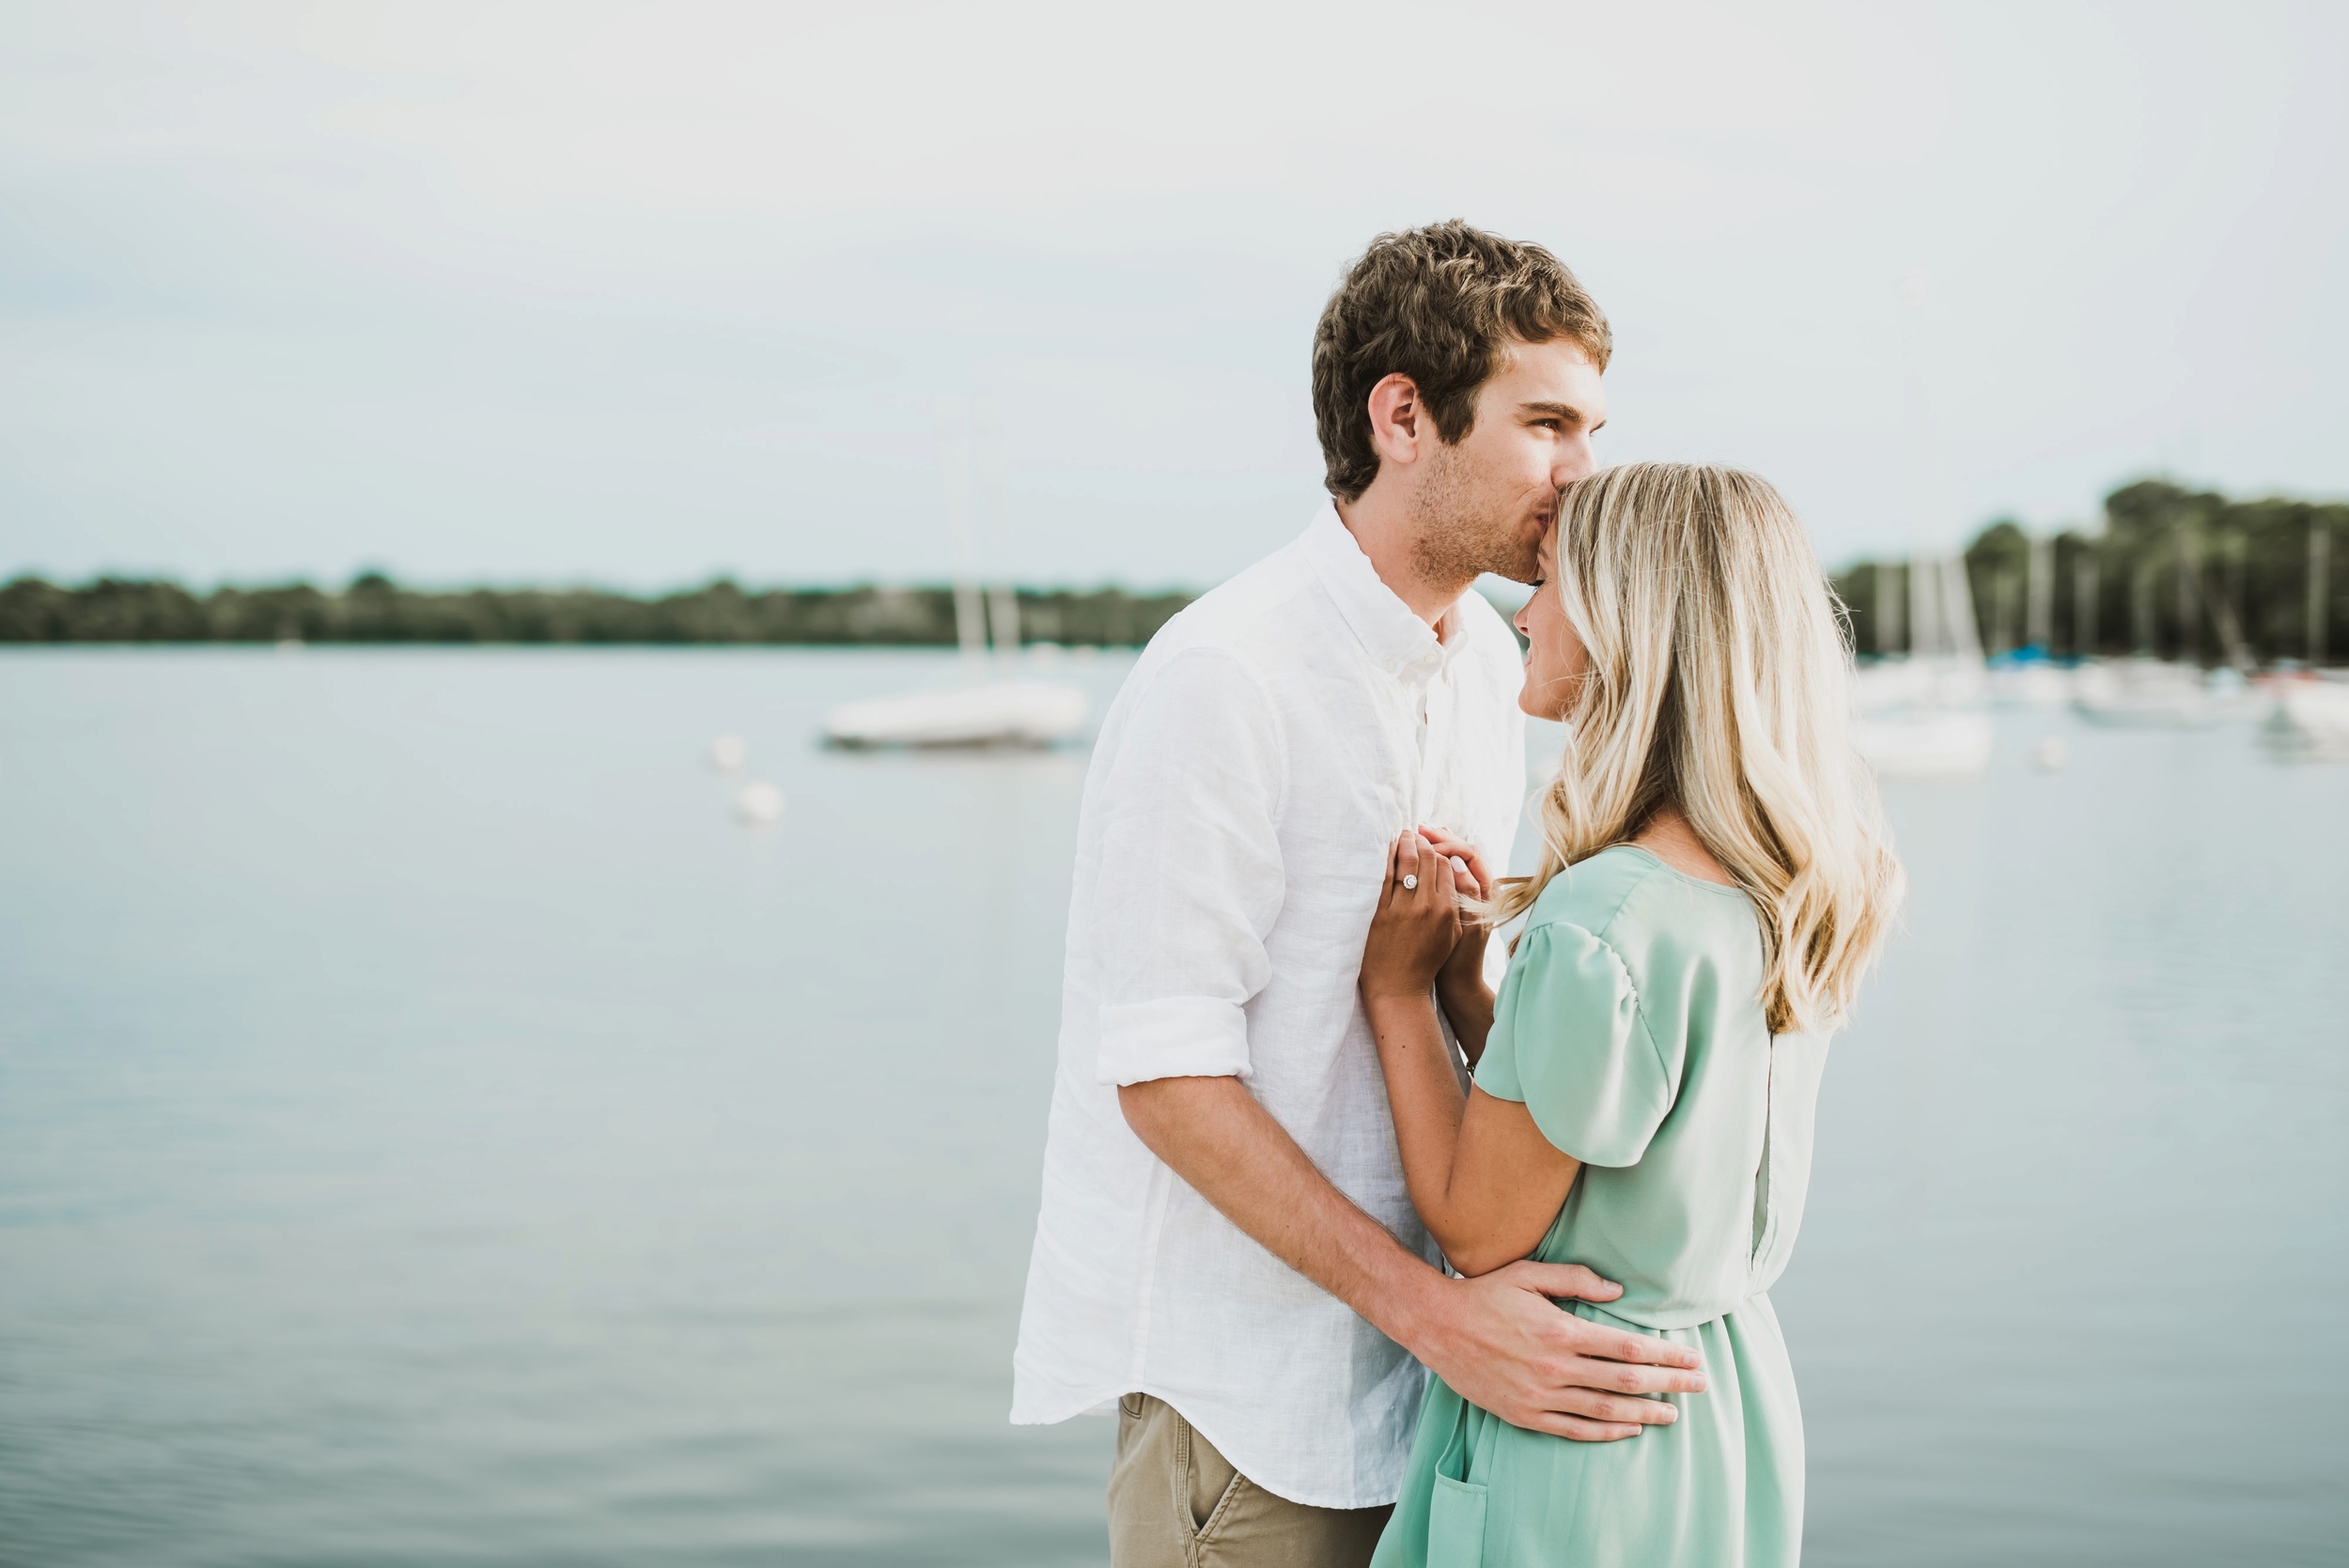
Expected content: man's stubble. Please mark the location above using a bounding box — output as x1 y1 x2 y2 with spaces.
1407 436 1542 592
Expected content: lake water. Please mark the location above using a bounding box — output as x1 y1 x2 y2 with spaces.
3 648 2344 1567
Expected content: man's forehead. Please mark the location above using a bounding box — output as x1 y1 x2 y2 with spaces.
1501 334 1598 374
1497 337 1604 401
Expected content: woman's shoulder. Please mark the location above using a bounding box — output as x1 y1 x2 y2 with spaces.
1527 845 1681 936
1488 854 1685 1166
1525 846 1760 978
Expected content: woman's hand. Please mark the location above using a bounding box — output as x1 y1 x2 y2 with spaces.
1413 824 1494 1000
1361 831 1470 1004
1414 825 1493 905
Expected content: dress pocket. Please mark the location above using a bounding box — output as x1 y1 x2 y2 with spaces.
1427 1472 1487 1568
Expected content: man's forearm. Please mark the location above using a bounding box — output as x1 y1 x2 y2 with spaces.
1117 1074 1449 1350
1117 1071 1706 1442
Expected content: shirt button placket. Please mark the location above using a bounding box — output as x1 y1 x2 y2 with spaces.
1411 665 1440 824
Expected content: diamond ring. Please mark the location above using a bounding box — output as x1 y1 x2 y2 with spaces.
1401 874 1418 891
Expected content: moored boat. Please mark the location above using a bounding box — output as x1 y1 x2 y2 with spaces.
2072 660 2263 728
2260 676 2349 761
822 398 1087 750
823 680 1088 749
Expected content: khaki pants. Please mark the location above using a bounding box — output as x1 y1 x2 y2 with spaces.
1108 1392 1393 1568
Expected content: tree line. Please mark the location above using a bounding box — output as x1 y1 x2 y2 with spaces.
0 573 1195 648
1830 480 2345 666
8 478 2339 661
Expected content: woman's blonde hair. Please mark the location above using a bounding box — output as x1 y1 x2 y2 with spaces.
1487 462 1904 1035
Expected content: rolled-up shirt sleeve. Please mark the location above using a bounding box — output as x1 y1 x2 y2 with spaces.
1090 648 1287 1086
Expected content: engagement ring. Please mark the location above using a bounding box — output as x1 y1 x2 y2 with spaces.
1401 874 1418 891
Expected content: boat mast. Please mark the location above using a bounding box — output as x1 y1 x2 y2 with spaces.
974 395 1020 659
2027 535 2054 653
1898 272 1951 662
2311 522 2332 667
937 399 988 665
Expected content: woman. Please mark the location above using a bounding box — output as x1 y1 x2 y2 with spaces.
1360 462 1903 1566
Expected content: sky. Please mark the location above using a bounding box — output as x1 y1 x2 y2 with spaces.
3 1 2344 591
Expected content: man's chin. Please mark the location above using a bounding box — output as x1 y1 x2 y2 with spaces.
1489 543 1544 583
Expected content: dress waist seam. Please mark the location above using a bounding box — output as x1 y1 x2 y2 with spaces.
1568 1289 1770 1335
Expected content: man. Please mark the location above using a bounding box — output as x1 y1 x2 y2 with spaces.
1012 222 1706 1568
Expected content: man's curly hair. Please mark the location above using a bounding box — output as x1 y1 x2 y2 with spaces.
1312 221 1610 503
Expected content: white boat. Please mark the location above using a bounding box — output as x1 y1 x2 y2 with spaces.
1986 660 2073 709
823 680 1087 749
1851 555 1994 779
821 397 1087 750
2261 678 2349 762
2073 660 2263 728
1851 708 1995 778
1853 655 1987 713
1853 282 1999 782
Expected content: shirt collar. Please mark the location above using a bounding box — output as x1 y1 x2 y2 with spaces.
1301 504 1465 681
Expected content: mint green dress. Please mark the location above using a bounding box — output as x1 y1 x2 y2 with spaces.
1372 846 1828 1568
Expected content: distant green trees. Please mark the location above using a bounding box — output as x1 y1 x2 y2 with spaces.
0 575 1195 647
1831 480 2345 665
15 478 2338 662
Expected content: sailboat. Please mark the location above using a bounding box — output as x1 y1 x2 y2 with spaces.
2261 675 2349 761
2071 661 2260 728
1850 555 1995 777
2070 537 2265 728
822 400 1089 749
1848 272 1995 780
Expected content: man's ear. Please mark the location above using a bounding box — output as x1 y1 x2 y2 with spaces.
1364 373 1424 470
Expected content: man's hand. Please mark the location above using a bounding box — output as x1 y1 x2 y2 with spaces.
1408 1262 1707 1441
1118 1075 1705 1444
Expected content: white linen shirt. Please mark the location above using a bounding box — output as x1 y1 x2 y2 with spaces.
1009 506 1528 1509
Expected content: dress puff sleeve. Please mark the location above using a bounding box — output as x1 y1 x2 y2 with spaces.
1473 921 1675 1169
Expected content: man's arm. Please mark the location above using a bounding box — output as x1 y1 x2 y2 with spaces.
1118 1075 1705 1441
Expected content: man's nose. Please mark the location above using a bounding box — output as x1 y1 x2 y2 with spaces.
1552 434 1595 486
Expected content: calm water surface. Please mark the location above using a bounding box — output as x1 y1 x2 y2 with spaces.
3 649 2344 1566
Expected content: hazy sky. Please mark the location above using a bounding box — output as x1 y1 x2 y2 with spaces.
4 1 2343 590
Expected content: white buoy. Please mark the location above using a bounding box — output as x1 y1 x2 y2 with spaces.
708 734 748 772
733 780 786 825
2030 736 2068 771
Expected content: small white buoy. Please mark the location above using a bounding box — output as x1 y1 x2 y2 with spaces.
2030 736 2068 772
733 780 786 825
708 734 748 772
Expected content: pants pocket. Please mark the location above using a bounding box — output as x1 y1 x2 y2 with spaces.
1426 1473 1487 1568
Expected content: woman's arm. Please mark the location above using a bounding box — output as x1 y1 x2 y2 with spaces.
1438 979 1496 1069
1361 833 1584 1277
